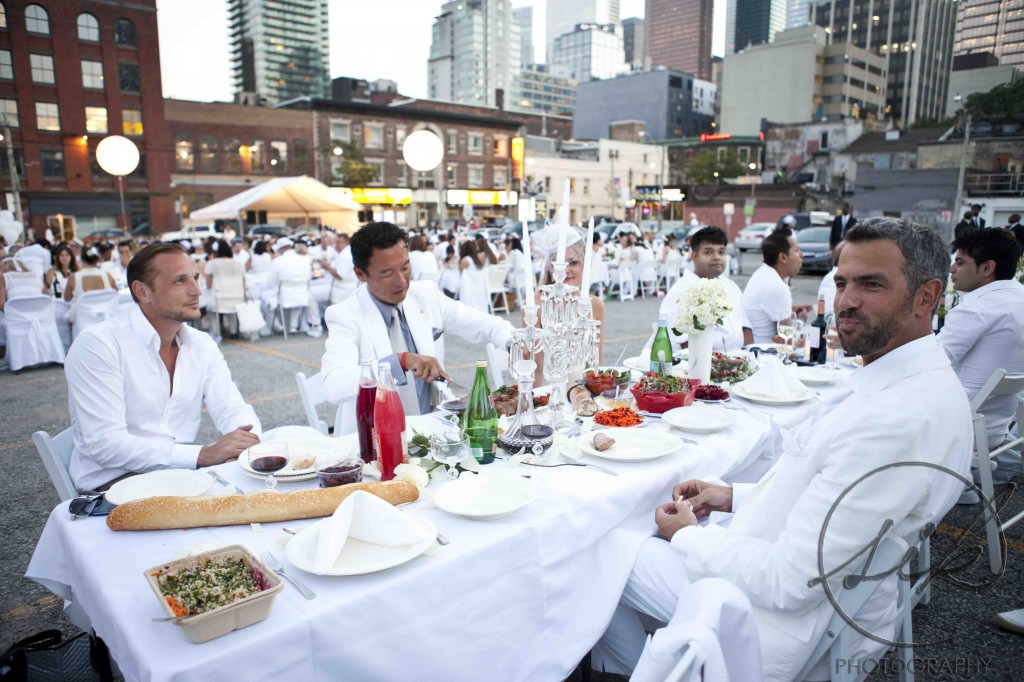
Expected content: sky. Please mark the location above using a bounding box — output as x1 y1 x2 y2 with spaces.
158 0 726 103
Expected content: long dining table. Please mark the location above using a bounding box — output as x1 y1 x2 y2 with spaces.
26 366 854 682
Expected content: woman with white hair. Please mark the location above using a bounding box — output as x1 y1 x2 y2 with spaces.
530 226 606 391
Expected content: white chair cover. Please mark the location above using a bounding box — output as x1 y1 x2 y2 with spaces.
4 270 43 300
279 278 311 309
212 273 246 313
72 289 119 340
4 295 66 371
631 577 763 682
54 299 72 352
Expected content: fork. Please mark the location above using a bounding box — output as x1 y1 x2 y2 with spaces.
259 551 316 600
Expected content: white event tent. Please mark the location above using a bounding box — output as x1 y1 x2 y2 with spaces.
189 176 360 234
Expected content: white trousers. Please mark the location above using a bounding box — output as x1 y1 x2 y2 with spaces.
591 537 692 676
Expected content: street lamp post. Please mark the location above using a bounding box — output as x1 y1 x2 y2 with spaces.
608 149 619 220
0 112 23 225
95 135 140 235
638 131 666 230
952 94 972 238
403 129 444 230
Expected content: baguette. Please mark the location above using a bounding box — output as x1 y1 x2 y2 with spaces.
106 480 419 531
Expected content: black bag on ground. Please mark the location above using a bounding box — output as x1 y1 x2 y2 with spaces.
0 630 112 682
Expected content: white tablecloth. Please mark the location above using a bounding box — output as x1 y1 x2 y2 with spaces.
26 369 853 681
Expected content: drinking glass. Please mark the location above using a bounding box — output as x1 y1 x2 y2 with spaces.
824 313 840 370
432 433 471 480
777 315 799 360
247 441 290 490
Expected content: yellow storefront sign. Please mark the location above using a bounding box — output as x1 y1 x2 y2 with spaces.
344 188 413 205
446 189 519 206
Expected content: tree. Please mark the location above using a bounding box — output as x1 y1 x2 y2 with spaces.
963 77 1024 118
684 149 748 185
331 141 379 187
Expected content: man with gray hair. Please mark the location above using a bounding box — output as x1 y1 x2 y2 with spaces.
593 218 972 680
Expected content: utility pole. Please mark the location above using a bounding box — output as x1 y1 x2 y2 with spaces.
608 148 619 220
0 112 23 225
952 94 971 238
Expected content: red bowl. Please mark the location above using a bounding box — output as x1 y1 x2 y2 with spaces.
630 379 700 413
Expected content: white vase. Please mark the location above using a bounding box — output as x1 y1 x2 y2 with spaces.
688 329 713 384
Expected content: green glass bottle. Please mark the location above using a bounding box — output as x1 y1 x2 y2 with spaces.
461 360 497 464
650 314 673 375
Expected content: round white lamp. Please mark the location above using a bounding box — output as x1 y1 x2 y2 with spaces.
96 135 140 234
402 130 443 172
402 130 445 228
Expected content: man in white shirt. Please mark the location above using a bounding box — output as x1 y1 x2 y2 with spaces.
104 240 133 289
647 227 752 352
232 238 251 267
594 218 972 681
16 238 50 282
741 227 811 343
322 232 356 304
65 242 261 491
321 222 514 434
939 227 1024 486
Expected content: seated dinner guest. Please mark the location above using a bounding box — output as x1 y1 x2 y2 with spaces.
741 227 813 343
939 227 1024 487
65 242 261 491
321 222 514 433
648 226 751 352
593 218 972 681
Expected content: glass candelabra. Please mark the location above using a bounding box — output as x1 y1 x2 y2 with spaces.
498 305 553 453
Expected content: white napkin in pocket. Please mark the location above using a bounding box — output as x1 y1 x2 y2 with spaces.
312 491 433 574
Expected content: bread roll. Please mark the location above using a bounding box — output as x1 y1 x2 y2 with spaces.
106 480 419 531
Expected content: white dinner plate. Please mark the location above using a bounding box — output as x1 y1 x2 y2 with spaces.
841 355 864 367
731 384 817 406
576 429 682 463
662 405 738 433
794 367 842 385
286 513 436 576
434 473 537 520
106 469 214 506
239 436 353 482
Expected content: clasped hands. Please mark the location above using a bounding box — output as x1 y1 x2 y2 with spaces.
655 480 734 541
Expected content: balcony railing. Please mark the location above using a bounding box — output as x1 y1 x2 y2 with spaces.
965 172 1024 197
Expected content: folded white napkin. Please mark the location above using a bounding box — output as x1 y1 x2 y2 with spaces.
734 357 810 399
312 491 433 574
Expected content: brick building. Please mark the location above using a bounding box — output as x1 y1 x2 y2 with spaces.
0 0 172 238
164 99 314 224
278 97 526 226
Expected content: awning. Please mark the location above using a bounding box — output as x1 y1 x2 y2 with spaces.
189 176 359 221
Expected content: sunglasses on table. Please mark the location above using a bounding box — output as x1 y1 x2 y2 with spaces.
68 493 116 519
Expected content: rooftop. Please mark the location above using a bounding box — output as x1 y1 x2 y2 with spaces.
840 128 947 154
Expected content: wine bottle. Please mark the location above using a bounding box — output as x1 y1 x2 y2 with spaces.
373 361 407 481
650 314 673 375
355 360 377 464
935 298 946 333
461 360 497 464
809 295 828 364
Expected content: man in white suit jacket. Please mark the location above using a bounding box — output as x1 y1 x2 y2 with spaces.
594 219 973 681
321 222 514 435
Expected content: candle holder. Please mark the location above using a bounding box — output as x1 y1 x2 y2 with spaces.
499 305 554 454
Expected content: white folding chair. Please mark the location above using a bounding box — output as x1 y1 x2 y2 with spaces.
617 265 635 301
209 273 246 342
969 368 1024 573
638 260 660 298
32 427 76 502
295 371 332 436
276 279 312 340
3 269 44 299
591 260 609 298
486 264 511 314
72 289 119 340
5 295 66 371
486 343 509 389
797 535 914 682
662 253 682 290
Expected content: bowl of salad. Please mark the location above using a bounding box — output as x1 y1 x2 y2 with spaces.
630 372 701 413
583 368 631 396
710 353 755 384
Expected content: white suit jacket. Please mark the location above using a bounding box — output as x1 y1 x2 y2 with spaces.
320 281 515 434
671 335 971 681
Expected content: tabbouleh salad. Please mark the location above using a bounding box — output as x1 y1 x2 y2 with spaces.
155 557 270 617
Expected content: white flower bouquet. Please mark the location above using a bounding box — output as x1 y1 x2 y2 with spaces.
674 279 732 335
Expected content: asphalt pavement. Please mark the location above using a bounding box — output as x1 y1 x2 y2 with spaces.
0 251 1020 680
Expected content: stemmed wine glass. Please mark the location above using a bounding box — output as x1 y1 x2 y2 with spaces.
247 441 290 490
777 314 800 362
824 313 841 370
432 432 471 480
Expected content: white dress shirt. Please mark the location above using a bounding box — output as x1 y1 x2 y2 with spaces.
329 246 356 303
409 249 440 279
742 263 793 343
652 270 749 352
938 279 1024 441
65 307 260 490
669 335 971 680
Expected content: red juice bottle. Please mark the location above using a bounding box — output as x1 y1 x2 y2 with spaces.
373 361 407 481
355 360 377 464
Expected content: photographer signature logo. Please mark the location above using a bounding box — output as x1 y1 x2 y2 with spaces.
807 461 1015 648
